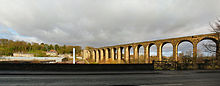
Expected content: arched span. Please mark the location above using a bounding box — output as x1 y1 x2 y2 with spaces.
101 49 105 62
149 43 157 56
120 47 125 60
149 43 156 48
137 45 145 63
161 42 174 61
149 43 158 61
199 37 218 44
92 50 96 62
197 38 217 63
161 42 172 47
128 46 134 63
178 41 193 63
177 40 193 47
106 48 111 59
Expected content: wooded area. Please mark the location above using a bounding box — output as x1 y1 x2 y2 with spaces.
0 39 82 57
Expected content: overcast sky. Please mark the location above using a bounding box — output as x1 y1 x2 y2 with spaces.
0 0 220 49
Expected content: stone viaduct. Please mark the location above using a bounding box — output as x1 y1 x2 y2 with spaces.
87 33 220 64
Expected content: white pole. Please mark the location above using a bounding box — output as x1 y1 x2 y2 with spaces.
73 48 75 64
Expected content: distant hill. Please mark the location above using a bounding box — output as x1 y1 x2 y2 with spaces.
0 39 82 57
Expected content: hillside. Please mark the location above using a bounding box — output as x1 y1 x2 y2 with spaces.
0 39 82 57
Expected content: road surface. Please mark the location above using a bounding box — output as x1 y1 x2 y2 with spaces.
0 70 219 86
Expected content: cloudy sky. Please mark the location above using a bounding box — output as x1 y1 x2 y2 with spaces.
0 0 220 49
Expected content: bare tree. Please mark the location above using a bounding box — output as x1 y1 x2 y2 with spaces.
203 18 220 52
205 17 220 66
210 17 220 33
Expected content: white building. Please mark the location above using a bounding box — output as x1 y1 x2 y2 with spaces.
46 50 58 56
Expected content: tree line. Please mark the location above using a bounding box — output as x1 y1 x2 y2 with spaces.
0 39 82 57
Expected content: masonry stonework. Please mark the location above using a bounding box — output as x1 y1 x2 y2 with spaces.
87 33 220 65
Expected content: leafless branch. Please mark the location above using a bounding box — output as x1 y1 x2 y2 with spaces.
209 22 219 33
204 17 220 54
203 43 216 53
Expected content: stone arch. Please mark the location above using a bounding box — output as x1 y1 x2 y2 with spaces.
99 49 105 62
109 48 115 62
120 47 125 63
106 48 111 59
91 50 96 62
161 42 174 61
199 37 218 44
177 40 193 63
177 40 193 46
128 46 134 63
197 38 217 63
113 48 117 60
137 44 145 63
96 49 100 62
149 43 158 61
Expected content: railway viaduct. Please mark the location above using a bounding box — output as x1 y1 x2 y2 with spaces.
86 33 220 64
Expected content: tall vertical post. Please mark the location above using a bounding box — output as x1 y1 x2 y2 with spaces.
73 48 75 64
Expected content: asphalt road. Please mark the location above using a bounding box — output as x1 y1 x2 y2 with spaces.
0 70 220 86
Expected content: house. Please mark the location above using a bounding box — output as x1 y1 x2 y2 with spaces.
46 50 58 56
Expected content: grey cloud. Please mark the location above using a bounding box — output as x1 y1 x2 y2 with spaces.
0 0 220 48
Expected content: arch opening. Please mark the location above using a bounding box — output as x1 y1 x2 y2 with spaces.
138 45 145 63
106 48 111 59
129 46 134 63
149 44 158 62
101 49 105 62
178 41 193 63
197 39 216 63
162 43 173 61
